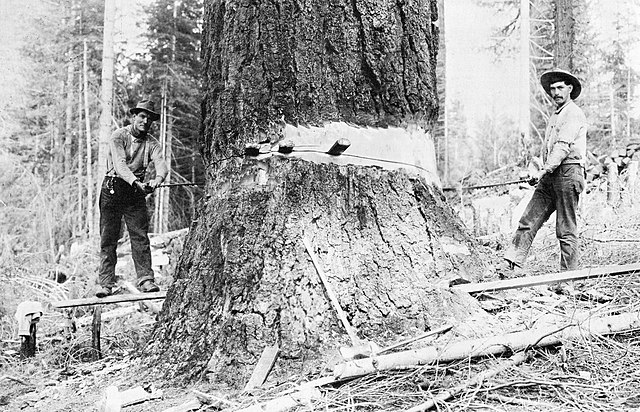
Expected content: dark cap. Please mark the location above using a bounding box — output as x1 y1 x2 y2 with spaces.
129 99 161 121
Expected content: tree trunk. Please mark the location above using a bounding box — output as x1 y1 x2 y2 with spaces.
554 0 574 70
519 0 530 145
83 40 94 237
64 60 75 175
147 0 488 386
77 68 84 236
97 0 115 198
435 0 448 184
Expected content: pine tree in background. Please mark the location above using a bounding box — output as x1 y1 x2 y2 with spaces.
582 0 640 155
1 0 105 259
125 0 205 231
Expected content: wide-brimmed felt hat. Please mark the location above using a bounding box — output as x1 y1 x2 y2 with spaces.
540 69 582 100
129 99 160 121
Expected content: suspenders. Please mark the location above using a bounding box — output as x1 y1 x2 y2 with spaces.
106 132 150 180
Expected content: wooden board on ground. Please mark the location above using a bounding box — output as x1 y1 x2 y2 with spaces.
52 292 166 309
244 344 280 391
453 263 640 294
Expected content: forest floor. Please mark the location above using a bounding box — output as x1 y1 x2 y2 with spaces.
2 181 640 411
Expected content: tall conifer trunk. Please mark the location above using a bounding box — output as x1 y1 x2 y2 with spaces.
147 0 489 386
554 0 575 70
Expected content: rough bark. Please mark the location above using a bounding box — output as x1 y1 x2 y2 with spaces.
554 0 574 70
148 158 487 384
200 0 440 160
147 0 488 387
64 60 74 175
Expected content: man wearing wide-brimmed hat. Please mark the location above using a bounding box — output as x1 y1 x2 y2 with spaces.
96 99 168 297
501 69 588 273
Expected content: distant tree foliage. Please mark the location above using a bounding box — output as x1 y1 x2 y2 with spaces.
475 0 639 170
124 0 205 230
3 0 105 254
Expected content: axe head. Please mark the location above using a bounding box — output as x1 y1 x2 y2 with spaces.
339 341 381 361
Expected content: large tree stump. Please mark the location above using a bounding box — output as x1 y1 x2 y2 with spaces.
147 157 489 384
145 0 491 387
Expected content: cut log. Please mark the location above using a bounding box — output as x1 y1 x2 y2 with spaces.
333 311 640 380
406 351 529 412
453 263 640 294
52 292 166 309
244 344 280 391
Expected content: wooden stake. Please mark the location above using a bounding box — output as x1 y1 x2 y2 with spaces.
19 323 37 359
92 305 102 361
453 263 640 294
244 344 280 391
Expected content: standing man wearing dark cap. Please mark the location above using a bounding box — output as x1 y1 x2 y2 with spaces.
502 69 588 273
96 100 168 297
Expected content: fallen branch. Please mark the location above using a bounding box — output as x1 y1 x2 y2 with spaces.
453 263 640 294
406 351 529 412
0 375 30 386
333 311 640 380
483 393 556 408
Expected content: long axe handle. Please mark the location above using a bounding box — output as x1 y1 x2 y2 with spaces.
157 182 203 188
377 324 453 355
303 238 361 345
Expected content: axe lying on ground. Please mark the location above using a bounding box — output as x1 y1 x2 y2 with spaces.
303 237 380 360
303 238 453 360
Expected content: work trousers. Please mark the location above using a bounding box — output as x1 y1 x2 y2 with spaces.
98 176 155 288
504 164 585 271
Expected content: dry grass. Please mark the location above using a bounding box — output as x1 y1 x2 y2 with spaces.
219 185 640 412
